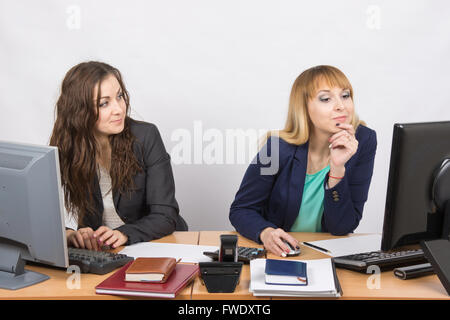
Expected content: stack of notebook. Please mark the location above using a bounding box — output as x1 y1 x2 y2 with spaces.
96 258 199 298
250 258 342 298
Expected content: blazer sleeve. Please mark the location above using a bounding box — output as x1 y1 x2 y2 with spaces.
116 124 179 244
229 137 281 243
322 128 377 235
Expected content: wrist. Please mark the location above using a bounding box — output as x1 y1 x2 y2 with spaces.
329 166 345 178
120 231 129 245
259 227 274 243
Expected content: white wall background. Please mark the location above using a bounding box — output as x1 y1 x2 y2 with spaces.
1 0 450 233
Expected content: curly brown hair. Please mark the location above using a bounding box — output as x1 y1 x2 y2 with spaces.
50 61 142 224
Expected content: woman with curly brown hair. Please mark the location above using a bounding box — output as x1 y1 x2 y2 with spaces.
50 61 187 251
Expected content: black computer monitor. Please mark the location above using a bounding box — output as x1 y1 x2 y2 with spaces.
381 121 450 251
0 141 68 290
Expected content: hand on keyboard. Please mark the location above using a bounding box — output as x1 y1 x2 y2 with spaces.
67 226 128 251
67 227 100 251
93 226 128 249
68 247 134 275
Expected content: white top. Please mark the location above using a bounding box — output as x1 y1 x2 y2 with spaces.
98 166 125 229
64 166 125 230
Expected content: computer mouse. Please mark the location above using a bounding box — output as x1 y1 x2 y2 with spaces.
283 240 301 257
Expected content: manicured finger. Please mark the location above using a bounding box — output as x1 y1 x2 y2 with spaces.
93 226 109 239
275 229 294 253
105 235 118 246
75 232 85 249
331 136 350 149
283 234 300 251
268 242 284 257
99 230 114 243
336 123 355 134
84 229 99 251
70 236 80 248
329 130 351 143
264 235 282 257
112 237 125 248
273 236 289 256
82 233 93 250
91 236 99 251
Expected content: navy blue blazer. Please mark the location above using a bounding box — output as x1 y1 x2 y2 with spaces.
229 125 377 244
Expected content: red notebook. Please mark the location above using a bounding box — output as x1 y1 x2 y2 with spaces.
95 261 199 298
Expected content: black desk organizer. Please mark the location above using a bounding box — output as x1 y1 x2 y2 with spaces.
199 262 243 293
199 234 243 293
421 239 450 296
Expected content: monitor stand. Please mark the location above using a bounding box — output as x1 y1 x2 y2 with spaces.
0 245 49 290
432 158 450 240
442 202 450 240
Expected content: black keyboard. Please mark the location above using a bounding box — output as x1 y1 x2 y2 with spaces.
333 248 428 272
68 248 134 275
203 246 266 263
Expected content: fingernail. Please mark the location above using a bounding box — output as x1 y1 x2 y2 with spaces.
281 253 286 257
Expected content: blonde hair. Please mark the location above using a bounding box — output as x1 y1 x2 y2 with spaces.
265 65 365 146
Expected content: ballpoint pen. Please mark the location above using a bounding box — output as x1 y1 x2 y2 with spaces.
302 242 332 254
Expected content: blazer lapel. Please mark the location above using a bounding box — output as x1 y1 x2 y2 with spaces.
113 188 121 211
85 173 104 229
283 142 308 231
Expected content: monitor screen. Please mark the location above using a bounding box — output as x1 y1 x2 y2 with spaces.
0 141 68 290
381 121 450 251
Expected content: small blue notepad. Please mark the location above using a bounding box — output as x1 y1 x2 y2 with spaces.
264 259 308 286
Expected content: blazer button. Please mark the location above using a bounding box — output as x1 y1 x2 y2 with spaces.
332 191 338 195
333 197 340 202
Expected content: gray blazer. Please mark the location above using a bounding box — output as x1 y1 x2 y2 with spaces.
79 118 187 245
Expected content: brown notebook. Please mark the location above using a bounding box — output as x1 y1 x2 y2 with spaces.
125 257 178 283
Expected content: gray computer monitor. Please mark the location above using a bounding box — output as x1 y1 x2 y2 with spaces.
0 141 68 290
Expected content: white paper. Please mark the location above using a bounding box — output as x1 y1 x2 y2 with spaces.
303 234 382 257
250 258 339 297
265 274 307 286
119 242 219 263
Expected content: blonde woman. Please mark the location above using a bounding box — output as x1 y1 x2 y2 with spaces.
229 65 377 257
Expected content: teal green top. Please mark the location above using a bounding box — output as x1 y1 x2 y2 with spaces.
290 165 330 232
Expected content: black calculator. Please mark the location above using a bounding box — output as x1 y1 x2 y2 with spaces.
203 246 266 263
